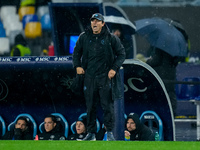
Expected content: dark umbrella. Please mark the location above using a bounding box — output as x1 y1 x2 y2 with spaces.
163 18 188 41
135 17 188 57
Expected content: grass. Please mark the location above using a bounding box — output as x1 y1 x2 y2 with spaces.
0 141 200 150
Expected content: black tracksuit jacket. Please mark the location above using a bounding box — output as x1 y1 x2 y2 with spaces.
72 25 125 101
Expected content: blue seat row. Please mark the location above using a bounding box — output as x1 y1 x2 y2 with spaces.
0 22 6 37
176 77 200 100
0 112 101 139
22 13 51 31
1 111 163 140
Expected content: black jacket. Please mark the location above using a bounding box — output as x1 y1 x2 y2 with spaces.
67 133 87 140
72 25 125 100
38 127 66 140
126 113 155 141
1 128 33 140
146 48 178 92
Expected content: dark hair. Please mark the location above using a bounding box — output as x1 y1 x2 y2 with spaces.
45 114 57 123
16 116 29 125
14 33 27 46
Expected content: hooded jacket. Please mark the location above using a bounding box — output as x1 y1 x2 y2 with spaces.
72 25 125 100
126 113 155 141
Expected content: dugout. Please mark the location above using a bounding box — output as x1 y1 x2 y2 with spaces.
0 2 175 141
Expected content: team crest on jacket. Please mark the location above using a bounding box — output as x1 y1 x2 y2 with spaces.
59 136 65 140
101 39 105 45
50 135 55 139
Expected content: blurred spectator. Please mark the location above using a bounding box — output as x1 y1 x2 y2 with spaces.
67 116 87 140
124 113 155 141
112 25 132 58
10 33 31 56
146 47 183 116
36 115 65 140
136 53 146 62
2 116 32 140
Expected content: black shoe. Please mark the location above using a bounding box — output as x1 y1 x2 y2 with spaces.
82 133 96 141
107 132 115 141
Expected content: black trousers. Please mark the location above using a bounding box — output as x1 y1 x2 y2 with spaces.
84 74 114 133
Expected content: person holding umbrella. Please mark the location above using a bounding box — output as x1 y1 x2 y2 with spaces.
146 46 180 116
135 17 188 116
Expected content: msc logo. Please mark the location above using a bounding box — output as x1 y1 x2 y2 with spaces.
124 77 147 93
35 57 50 61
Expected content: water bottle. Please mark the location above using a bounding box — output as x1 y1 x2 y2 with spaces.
155 132 160 141
103 132 107 141
125 136 130 141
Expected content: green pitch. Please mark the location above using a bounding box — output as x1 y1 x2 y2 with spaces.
0 141 200 150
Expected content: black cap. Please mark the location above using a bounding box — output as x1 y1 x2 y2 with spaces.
90 13 104 22
77 116 87 127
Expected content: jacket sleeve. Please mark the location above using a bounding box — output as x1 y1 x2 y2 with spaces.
72 32 84 68
14 128 33 140
140 126 155 141
110 34 126 71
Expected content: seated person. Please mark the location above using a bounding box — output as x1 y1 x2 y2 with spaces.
67 116 87 140
37 115 65 140
125 113 155 141
2 117 32 140
10 33 31 56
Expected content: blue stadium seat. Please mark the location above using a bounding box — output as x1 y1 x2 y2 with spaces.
39 113 69 138
70 113 101 134
8 113 37 139
40 13 51 30
0 22 6 37
0 27 6 37
22 14 38 29
0 116 6 139
140 110 163 141
178 77 200 100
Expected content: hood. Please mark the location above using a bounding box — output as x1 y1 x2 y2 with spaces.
14 34 27 46
126 113 142 132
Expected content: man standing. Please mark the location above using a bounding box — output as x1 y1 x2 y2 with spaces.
73 13 125 141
